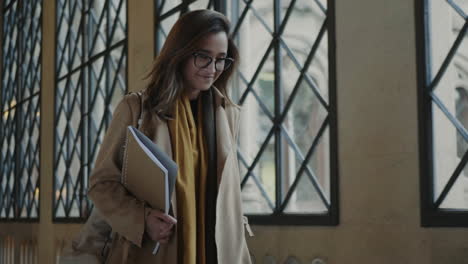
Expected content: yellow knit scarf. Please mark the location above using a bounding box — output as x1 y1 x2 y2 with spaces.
168 95 208 264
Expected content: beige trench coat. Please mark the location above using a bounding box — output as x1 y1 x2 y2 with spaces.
82 88 252 264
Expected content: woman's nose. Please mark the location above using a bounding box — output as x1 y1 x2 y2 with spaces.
206 60 217 73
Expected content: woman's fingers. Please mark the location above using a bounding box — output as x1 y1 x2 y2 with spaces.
162 213 177 224
150 210 177 225
145 209 176 243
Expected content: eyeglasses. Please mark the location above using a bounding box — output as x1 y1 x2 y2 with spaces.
192 52 234 72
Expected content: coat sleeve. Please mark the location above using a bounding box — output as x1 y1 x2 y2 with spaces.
87 94 146 247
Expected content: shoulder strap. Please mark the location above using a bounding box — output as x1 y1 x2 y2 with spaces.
130 91 144 129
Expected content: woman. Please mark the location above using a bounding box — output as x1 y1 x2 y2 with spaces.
82 9 251 264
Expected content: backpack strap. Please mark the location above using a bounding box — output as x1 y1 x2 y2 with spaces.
130 91 144 129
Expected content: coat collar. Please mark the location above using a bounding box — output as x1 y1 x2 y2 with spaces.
212 85 226 108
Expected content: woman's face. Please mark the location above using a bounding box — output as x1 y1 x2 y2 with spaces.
182 31 228 100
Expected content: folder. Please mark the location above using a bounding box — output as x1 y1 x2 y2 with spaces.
122 126 178 254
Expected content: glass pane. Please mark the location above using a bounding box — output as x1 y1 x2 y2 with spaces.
17 96 40 218
257 138 276 205
0 0 42 220
439 162 468 210
57 0 83 74
155 0 210 52
243 51 275 115
0 108 16 219
432 102 460 201
4 0 13 8
425 0 468 214
307 31 329 104
308 126 330 199
457 88 468 157
2 3 19 113
238 93 274 166
157 15 179 51
88 48 126 168
54 0 127 219
281 0 326 68
229 0 333 218
283 126 329 213
55 200 66 218
432 42 468 133
284 172 328 214
109 0 127 46
21 0 42 99
89 1 108 56
160 0 181 15
427 0 464 82
249 0 273 33
241 170 275 214
188 0 210 11
281 46 301 101
55 154 67 217
284 78 328 157
453 0 468 11
232 4 272 82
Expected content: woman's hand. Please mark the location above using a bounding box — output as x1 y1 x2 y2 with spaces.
145 209 177 244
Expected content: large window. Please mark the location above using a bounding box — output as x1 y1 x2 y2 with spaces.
154 0 338 225
154 0 214 52
0 0 42 220
229 0 337 225
54 0 127 220
418 0 468 226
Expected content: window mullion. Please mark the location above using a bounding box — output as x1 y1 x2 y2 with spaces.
81 0 87 219
15 0 25 219
273 0 283 213
214 0 226 14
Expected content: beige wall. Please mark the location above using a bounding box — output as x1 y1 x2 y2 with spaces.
2 0 468 263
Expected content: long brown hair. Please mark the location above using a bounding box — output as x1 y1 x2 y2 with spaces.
144 9 239 118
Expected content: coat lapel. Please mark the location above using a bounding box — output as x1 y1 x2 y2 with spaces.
212 87 241 185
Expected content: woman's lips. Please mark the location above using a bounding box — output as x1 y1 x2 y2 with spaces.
198 75 214 81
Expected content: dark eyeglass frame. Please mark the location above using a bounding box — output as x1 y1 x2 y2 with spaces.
192 52 234 72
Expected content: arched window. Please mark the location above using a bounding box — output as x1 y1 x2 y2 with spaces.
54 0 128 220
0 0 42 220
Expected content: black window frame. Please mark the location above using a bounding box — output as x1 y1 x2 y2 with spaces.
0 0 43 222
417 0 468 227
154 0 338 226
53 0 129 222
